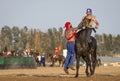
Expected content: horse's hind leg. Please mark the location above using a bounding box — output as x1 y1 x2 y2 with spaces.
91 54 97 75
62 60 65 67
75 56 80 78
59 61 61 67
83 55 92 77
91 48 97 75
50 59 55 67
85 59 90 76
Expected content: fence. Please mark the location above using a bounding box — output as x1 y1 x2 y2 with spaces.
0 56 37 69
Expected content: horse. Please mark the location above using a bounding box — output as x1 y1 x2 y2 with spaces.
96 58 102 67
47 53 65 67
75 28 97 77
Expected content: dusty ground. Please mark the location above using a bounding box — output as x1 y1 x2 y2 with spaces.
0 66 120 81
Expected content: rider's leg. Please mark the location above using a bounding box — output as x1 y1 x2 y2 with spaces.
87 28 92 49
87 28 92 43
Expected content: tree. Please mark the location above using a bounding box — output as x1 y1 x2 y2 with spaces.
20 26 29 50
11 26 20 51
113 35 120 53
1 26 12 51
58 27 66 53
46 28 56 54
34 29 41 54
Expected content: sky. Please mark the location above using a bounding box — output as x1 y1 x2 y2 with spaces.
0 0 120 35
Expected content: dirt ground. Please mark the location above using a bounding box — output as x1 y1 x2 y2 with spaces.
0 66 120 81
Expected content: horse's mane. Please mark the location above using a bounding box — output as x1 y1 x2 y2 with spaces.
77 29 84 36
76 29 88 40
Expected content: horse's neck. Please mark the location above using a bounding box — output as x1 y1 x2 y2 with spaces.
80 30 88 41
49 54 53 57
78 29 88 47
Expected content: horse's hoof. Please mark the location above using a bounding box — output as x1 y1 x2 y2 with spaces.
50 65 53 67
75 75 78 78
90 71 94 75
86 73 91 77
91 72 94 76
87 75 91 77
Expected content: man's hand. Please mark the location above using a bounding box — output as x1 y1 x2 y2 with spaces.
73 28 78 31
95 26 98 29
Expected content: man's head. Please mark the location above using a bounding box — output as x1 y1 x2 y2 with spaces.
64 22 72 30
86 8 92 15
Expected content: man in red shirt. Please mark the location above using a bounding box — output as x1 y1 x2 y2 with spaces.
64 22 77 74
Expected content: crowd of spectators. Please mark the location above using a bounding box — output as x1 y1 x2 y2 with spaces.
0 49 46 67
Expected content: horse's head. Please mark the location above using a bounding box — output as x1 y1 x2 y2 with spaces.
46 53 53 58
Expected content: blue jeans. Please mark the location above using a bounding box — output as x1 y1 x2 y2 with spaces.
64 42 75 70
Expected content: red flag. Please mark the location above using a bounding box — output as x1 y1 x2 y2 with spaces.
55 43 61 55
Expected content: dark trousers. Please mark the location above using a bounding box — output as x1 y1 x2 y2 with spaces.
87 28 92 43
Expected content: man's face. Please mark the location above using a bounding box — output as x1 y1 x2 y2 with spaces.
68 24 72 29
86 11 92 15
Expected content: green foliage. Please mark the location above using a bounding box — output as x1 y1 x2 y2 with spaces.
0 25 120 56
95 33 120 56
0 26 67 55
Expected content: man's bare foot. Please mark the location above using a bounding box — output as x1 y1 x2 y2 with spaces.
69 66 75 70
64 69 69 74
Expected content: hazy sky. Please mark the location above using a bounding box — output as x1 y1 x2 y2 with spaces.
0 0 120 35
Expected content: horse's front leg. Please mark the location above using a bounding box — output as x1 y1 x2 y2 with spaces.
86 55 93 77
50 58 54 67
84 56 90 77
62 60 65 67
75 55 80 78
59 60 61 67
91 54 97 75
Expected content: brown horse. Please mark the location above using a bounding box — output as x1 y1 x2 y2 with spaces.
47 53 65 67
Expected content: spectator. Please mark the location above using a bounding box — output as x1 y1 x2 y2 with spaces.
37 55 41 66
41 55 46 67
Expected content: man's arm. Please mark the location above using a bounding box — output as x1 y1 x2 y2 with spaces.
92 17 99 29
95 19 99 29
